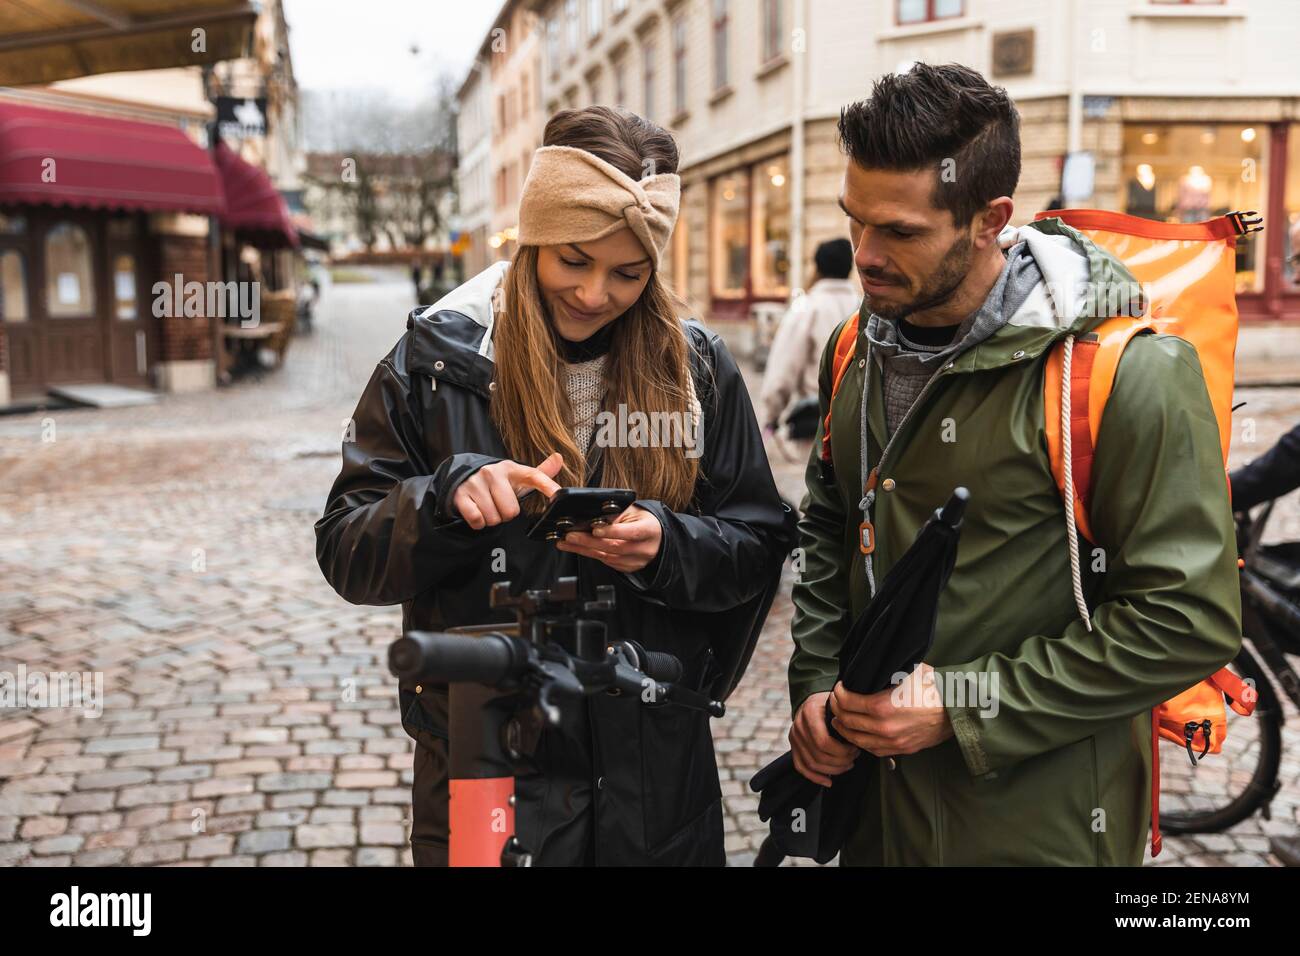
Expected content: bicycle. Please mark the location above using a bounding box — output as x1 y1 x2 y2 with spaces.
1157 501 1299 835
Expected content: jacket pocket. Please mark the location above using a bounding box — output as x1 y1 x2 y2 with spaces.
932 733 1100 866
639 704 722 854
646 795 726 866
399 684 449 754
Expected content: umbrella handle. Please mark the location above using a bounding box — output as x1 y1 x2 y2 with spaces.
937 487 970 528
823 697 852 746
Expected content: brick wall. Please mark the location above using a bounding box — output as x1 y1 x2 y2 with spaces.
155 234 213 363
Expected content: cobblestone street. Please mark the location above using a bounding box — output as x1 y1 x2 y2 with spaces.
1 270 1298 866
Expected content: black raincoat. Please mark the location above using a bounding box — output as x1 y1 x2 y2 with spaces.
314 270 794 866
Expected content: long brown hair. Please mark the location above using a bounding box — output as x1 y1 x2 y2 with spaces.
491 107 700 511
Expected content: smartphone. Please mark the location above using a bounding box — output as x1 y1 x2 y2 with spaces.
526 487 637 542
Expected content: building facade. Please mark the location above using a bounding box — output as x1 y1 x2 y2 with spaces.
0 0 305 406
524 0 1300 324
488 1 546 263
456 61 494 277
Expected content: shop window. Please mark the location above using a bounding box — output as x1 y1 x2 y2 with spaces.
45 222 96 317
107 217 137 240
0 213 26 235
113 254 138 321
0 250 27 322
753 158 791 297
1122 123 1266 293
1284 123 1300 289
711 173 749 298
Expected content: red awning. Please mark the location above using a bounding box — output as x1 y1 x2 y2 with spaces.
0 101 223 214
214 141 299 249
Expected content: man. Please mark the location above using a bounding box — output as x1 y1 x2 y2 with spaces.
788 63 1241 865
1228 217 1300 868
758 238 861 434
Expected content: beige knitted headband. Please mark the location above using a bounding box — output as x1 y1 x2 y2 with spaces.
516 145 681 270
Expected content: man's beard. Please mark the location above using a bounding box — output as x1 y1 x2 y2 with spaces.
865 233 973 323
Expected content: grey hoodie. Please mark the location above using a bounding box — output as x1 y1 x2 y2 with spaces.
865 241 1042 437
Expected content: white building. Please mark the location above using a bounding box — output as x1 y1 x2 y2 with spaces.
456 61 494 276
532 0 1300 324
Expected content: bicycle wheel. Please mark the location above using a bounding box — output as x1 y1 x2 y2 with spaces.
1158 640 1283 834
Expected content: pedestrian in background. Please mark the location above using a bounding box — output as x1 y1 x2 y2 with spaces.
758 238 860 438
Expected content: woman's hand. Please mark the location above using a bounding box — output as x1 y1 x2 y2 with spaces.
555 504 662 573
452 453 564 530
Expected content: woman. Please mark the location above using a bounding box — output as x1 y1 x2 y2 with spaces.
315 106 794 866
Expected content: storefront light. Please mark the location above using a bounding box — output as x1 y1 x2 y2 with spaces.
1241 127 1257 143
1141 130 1159 145
1185 164 1212 192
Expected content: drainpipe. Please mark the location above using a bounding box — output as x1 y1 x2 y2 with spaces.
789 0 807 298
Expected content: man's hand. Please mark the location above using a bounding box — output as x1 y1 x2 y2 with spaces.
828 663 953 758
789 691 858 787
451 453 564 530
555 504 662 573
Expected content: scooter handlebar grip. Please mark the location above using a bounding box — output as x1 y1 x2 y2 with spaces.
639 649 683 683
388 631 523 685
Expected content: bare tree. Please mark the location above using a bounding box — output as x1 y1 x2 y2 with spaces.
301 74 459 252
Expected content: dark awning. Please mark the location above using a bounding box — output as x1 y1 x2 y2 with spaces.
0 100 223 214
0 1 258 87
214 140 299 249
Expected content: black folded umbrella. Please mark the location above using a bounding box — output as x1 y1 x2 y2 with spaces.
750 487 969 866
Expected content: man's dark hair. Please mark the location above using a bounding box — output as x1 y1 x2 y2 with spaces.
837 62 1021 226
814 238 853 279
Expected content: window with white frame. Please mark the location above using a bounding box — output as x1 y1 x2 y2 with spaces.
613 55 627 106
642 39 657 120
761 0 783 63
566 0 580 60
712 0 729 91
897 0 963 24
547 17 561 75
672 15 688 118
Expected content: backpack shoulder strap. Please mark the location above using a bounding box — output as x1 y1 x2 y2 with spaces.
819 312 860 465
1043 316 1155 543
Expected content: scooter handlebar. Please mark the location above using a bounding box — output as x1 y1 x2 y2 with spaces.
388 631 526 685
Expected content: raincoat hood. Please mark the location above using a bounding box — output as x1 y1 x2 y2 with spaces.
945 217 1144 373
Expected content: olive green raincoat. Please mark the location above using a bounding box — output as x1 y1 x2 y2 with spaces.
789 218 1242 866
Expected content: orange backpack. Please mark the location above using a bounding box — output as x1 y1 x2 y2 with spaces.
821 209 1262 856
